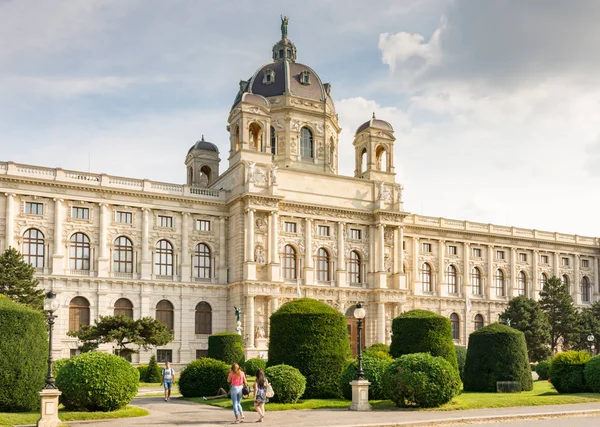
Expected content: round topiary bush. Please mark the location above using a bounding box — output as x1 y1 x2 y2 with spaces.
0 296 47 412
584 355 600 393
383 353 461 408
550 350 591 393
339 355 391 400
264 364 306 404
463 323 532 392
268 298 351 398
244 358 267 376
390 309 458 369
364 343 393 362
56 352 139 411
208 332 245 365
535 359 552 381
178 357 230 397
454 345 467 381
144 355 163 383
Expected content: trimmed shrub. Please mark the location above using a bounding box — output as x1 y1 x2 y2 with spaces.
137 365 148 381
145 355 162 383
244 358 267 376
53 358 70 378
367 343 390 353
339 355 391 400
178 357 230 397
0 296 47 412
56 352 139 411
383 353 461 408
208 332 245 365
390 309 458 369
535 359 552 381
268 298 351 398
454 345 467 381
550 350 591 393
463 323 532 392
584 355 600 393
264 364 306 404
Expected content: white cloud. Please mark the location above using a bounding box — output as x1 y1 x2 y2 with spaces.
378 26 442 73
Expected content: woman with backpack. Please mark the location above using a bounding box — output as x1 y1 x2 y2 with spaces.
253 369 270 423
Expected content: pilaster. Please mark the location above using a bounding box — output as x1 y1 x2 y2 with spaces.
303 218 314 285
140 208 152 280
336 221 347 287
97 203 109 277
51 198 64 274
181 213 191 282
438 240 446 296
4 193 15 249
246 296 255 349
218 217 228 283
243 209 256 280
268 212 281 281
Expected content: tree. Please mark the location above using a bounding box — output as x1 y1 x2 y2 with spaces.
539 275 579 352
574 302 600 355
0 247 44 310
499 296 551 362
68 315 173 358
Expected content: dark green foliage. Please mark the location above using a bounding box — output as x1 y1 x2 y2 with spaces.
383 353 461 408
549 350 591 393
535 359 552 381
454 345 467 381
53 358 69 378
0 247 44 310
339 355 391 400
244 358 267 376
145 355 162 383
539 276 579 352
264 364 306 404
463 323 533 392
178 358 230 397
56 352 139 411
575 304 600 354
68 315 173 357
499 296 552 362
137 365 148 381
390 309 458 369
268 298 351 398
584 355 600 392
0 296 47 412
208 332 245 365
367 343 390 353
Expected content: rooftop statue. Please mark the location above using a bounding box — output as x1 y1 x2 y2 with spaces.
281 15 288 39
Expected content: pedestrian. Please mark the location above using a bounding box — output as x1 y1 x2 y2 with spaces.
253 369 269 423
162 361 175 402
227 363 248 424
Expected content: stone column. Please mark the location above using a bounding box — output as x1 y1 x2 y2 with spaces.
487 246 494 300
377 302 386 344
181 213 191 282
97 203 109 277
532 250 539 299
574 254 581 304
398 227 404 273
336 221 347 287
463 242 470 297
391 227 401 289
4 193 15 249
268 212 280 281
218 217 227 283
510 248 517 297
243 209 256 280
438 240 445 296
246 296 255 349
374 224 386 288
304 218 314 285
412 236 419 294
51 198 64 274
594 257 599 302
140 208 152 280
553 252 560 277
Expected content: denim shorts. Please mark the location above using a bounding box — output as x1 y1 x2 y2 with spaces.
164 380 173 389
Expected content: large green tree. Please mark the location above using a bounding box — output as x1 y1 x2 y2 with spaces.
499 295 551 362
68 315 173 358
0 247 44 310
539 275 579 352
575 302 600 355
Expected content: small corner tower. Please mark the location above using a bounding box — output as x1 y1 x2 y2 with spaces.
353 113 396 183
185 135 220 187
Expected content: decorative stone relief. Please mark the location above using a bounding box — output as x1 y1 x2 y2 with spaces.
255 214 268 233
384 228 394 245
254 245 265 264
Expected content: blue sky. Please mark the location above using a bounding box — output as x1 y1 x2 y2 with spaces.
2 0 600 236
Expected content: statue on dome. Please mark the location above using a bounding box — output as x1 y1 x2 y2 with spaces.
281 15 289 39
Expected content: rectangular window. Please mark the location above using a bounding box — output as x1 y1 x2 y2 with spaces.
472 248 482 257
402 241 406 250
317 225 330 237
115 211 132 224
157 350 172 363
196 349 208 359
448 245 457 255
284 222 297 233
158 215 173 228
25 202 43 215
541 255 549 264
562 257 569 266
519 253 528 262
72 207 89 220
422 243 432 253
350 229 362 240
496 250 505 260
196 219 210 231
582 259 589 268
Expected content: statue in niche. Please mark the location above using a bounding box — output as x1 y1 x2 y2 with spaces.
255 246 265 264
255 325 266 339
234 306 242 335
246 161 256 183
378 181 386 200
198 172 208 187
270 165 279 185
396 184 404 202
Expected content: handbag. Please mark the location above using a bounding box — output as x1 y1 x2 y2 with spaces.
242 384 250 397
265 381 275 398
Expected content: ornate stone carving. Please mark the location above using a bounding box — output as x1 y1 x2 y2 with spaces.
254 245 265 264
255 214 268 232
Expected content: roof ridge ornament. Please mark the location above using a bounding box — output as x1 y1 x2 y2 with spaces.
372 112 376 119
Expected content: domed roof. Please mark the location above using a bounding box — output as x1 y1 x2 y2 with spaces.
188 135 219 154
355 114 394 135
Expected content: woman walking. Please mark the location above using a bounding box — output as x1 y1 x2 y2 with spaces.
253 369 269 423
227 363 247 424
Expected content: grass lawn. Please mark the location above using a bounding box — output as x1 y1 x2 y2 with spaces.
138 382 163 388
0 405 148 426
185 381 600 412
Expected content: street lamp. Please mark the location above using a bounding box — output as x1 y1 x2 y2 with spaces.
587 334 595 354
349 302 371 412
354 302 366 380
43 291 60 389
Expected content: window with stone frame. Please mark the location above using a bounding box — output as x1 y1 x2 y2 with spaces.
316 248 330 281
156 300 174 332
450 313 460 341
448 245 457 255
25 201 44 215
284 222 297 233
350 228 362 240
155 240 174 276
471 267 482 295
474 314 484 330
193 243 211 279
115 211 132 224
69 296 90 332
72 206 89 220
157 349 172 363
283 245 297 279
158 215 173 228
348 251 361 284
114 298 133 318
447 265 457 294
113 236 133 273
517 271 527 296
195 302 212 334
263 69 275 85
495 269 506 297
69 232 90 271
300 127 313 158
22 228 44 268
421 263 432 292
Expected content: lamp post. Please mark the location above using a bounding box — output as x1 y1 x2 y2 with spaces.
354 302 366 380
587 334 595 354
349 302 371 411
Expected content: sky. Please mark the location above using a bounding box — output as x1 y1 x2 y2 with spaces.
2 0 600 237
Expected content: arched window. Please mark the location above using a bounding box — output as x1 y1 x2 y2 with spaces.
471 267 482 295
195 302 212 335
517 271 527 296
200 165 212 185
447 265 457 294
69 296 90 332
234 125 240 151
582 276 591 303
495 269 505 297
376 146 387 171
22 228 44 268
193 243 211 279
114 298 133 318
113 236 133 273
348 251 361 284
156 300 174 332
562 275 570 293
450 313 460 341
474 314 484 331
188 167 193 184
249 122 262 150
283 245 297 279
300 127 313 158
270 126 277 155
360 149 367 172
539 272 548 289
69 232 90 271
421 263 432 292
155 240 173 276
316 248 330 282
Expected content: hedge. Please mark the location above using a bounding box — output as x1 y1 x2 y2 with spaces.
454 345 467 381
0 296 47 412
56 352 139 411
178 357 230 397
268 298 351 398
339 355 391 400
463 323 532 392
264 364 306 404
208 332 245 365
390 309 458 369
535 359 552 381
584 355 600 393
364 343 393 362
550 350 591 393
383 353 461 408
244 358 267 376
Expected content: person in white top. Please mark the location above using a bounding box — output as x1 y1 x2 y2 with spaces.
162 361 175 402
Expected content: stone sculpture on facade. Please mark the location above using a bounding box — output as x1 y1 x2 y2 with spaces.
270 165 279 185
234 306 242 336
281 15 288 39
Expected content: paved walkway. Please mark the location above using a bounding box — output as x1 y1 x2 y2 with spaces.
67 396 600 427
